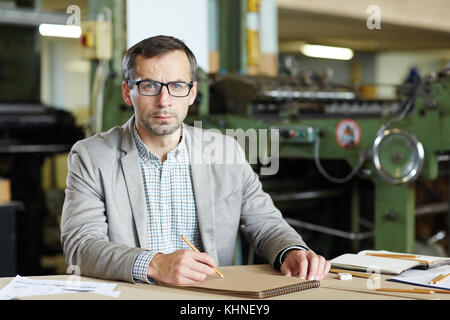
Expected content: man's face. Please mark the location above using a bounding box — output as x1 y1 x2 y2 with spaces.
122 50 197 136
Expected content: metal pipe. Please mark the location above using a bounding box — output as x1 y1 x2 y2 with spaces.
269 189 342 202
285 217 374 241
415 202 449 216
0 8 66 26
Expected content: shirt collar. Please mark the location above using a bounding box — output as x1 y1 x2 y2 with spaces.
133 123 187 163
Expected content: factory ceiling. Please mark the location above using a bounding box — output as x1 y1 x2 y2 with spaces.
277 0 450 52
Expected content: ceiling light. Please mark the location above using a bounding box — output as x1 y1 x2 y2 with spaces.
39 23 81 38
300 44 354 60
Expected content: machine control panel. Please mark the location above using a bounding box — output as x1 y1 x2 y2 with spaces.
274 125 317 144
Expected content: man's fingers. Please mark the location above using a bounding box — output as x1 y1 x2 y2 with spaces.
166 264 208 284
307 253 319 280
298 253 308 280
190 252 217 274
180 267 209 283
151 250 219 285
280 261 293 277
322 260 331 280
194 252 217 268
316 255 326 280
282 250 330 281
181 251 217 278
283 250 308 279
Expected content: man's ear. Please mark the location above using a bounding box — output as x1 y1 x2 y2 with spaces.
188 81 198 106
121 80 133 106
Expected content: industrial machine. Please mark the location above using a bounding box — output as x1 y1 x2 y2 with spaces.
0 103 84 275
186 67 450 256
71 0 449 259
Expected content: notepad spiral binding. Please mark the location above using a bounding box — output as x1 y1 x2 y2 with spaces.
259 280 321 298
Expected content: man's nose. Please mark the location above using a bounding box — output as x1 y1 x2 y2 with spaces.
157 85 172 106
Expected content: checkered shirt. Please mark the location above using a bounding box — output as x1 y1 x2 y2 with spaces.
131 124 203 283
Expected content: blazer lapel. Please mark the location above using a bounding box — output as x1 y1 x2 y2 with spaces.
184 124 218 261
120 117 148 249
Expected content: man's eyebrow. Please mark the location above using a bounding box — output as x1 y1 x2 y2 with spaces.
140 78 191 83
172 78 191 82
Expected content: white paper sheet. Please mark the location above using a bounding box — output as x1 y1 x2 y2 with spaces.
388 265 450 291
359 250 450 266
0 276 121 300
330 253 420 275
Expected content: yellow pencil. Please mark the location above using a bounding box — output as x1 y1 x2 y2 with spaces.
181 235 224 278
366 253 418 258
429 274 445 284
365 253 429 264
329 268 377 279
434 273 450 284
433 289 450 294
376 288 434 294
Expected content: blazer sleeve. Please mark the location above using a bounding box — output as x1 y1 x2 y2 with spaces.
235 141 309 268
60 141 145 283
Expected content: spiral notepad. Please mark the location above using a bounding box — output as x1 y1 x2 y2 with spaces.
171 268 320 298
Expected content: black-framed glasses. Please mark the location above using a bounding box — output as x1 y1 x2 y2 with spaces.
128 79 194 97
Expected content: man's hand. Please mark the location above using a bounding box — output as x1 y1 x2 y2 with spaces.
280 249 330 281
147 250 217 285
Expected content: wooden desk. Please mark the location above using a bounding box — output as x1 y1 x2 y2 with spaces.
0 264 448 300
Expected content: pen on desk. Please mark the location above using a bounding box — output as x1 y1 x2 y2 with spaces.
433 289 450 294
365 253 418 259
434 273 450 284
429 274 445 284
365 253 429 264
376 288 434 294
329 268 377 279
180 235 224 278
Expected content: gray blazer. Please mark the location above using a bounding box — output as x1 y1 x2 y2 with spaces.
60 116 308 283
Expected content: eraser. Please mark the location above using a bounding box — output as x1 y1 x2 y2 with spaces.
338 273 352 280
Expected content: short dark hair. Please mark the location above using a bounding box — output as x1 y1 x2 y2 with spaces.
123 35 198 83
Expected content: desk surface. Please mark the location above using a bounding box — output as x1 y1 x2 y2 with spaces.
0 264 448 300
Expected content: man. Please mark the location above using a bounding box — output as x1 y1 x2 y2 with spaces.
61 35 330 285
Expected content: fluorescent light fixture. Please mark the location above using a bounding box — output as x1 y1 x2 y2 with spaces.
300 44 354 60
39 24 81 38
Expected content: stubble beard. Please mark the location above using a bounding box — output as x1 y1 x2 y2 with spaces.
141 111 181 136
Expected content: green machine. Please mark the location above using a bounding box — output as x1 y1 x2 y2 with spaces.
85 0 449 255
186 68 450 254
